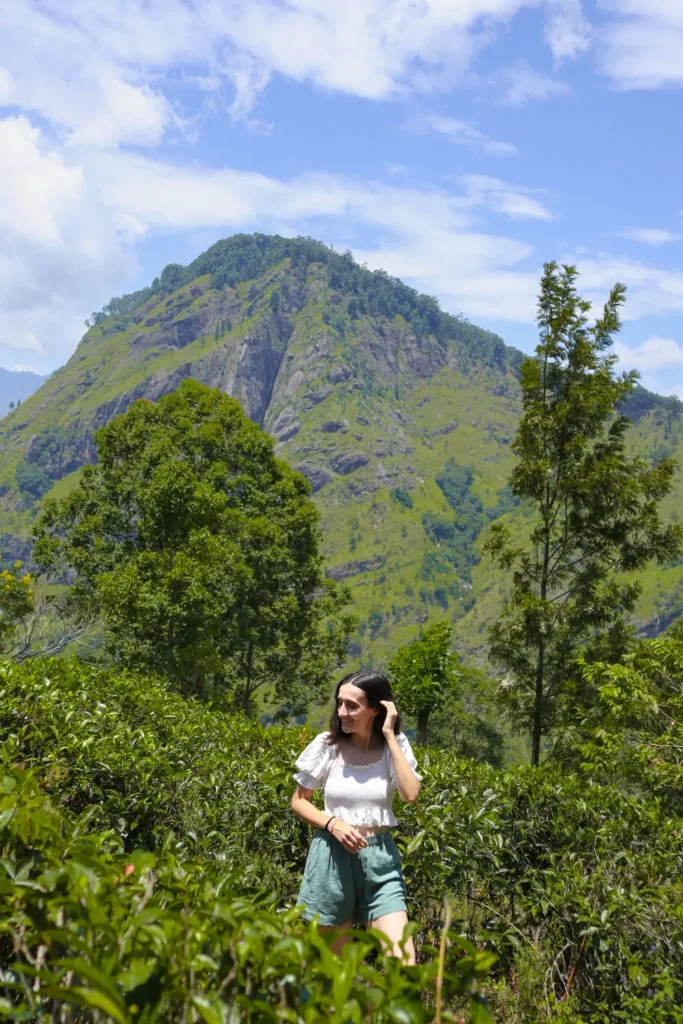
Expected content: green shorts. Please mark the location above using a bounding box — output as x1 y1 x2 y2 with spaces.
297 830 408 926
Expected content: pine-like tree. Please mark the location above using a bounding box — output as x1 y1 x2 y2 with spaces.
484 263 683 764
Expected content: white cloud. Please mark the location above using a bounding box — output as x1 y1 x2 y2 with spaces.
410 113 519 158
0 116 134 362
0 118 548 369
617 228 681 245
0 0 593 143
494 59 570 105
462 174 554 219
544 0 591 60
598 0 683 90
614 336 683 372
573 253 683 321
12 363 43 374
0 1 463 143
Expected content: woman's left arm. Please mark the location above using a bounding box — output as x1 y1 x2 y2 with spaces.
381 702 421 803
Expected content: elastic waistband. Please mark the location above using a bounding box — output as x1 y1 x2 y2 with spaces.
315 829 394 846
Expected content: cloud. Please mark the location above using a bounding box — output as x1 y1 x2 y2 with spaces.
494 59 570 105
462 174 554 219
0 0 594 142
0 117 548 369
598 0 683 90
544 0 591 61
573 253 683 321
613 336 683 372
409 113 519 158
0 0 506 142
12 363 43 374
384 162 408 178
0 115 134 362
617 228 681 246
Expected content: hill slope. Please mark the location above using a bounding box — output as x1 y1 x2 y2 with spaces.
1 234 682 662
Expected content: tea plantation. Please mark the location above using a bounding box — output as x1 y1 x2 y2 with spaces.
1 657 681 1022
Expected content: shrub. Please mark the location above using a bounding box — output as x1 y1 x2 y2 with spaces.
0 761 493 1023
1 657 682 1021
390 487 413 510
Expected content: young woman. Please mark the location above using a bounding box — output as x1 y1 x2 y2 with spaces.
291 670 421 962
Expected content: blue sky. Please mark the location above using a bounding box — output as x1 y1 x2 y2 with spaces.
3 1 683 397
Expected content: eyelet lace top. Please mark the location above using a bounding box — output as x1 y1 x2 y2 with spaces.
293 731 421 827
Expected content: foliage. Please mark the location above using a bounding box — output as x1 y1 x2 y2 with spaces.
86 285 157 328
1 656 682 1021
25 425 67 469
620 383 683 426
33 380 354 711
389 621 460 744
6 233 683 669
425 665 505 767
0 760 493 1024
484 263 683 763
0 559 33 651
90 233 519 372
424 463 484 582
2 590 96 663
553 620 683 816
484 484 520 522
390 487 414 510
15 459 51 501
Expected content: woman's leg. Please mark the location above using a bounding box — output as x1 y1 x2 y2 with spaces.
367 911 416 964
319 921 354 956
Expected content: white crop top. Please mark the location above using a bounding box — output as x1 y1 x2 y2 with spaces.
293 731 421 827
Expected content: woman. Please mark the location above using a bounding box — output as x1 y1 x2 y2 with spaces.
291 670 421 962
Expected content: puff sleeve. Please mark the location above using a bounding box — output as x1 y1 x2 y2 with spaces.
293 732 333 790
388 733 422 786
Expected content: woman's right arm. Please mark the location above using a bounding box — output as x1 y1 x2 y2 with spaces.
291 784 333 830
291 787 368 851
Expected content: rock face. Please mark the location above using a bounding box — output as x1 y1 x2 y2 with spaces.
329 450 369 475
320 420 349 433
5 233 679 659
327 556 387 581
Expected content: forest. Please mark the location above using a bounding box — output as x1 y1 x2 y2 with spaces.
1 263 683 1023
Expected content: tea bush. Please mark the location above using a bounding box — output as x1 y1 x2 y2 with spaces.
0 762 493 1023
1 657 682 1021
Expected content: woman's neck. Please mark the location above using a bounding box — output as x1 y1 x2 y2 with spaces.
348 731 382 750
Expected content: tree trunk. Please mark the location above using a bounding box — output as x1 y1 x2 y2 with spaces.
532 526 551 766
242 642 254 714
417 707 429 746
531 644 545 766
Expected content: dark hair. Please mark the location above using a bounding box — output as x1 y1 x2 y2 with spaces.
327 670 401 745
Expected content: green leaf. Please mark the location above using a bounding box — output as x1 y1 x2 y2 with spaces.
470 994 495 1024
192 995 228 1024
404 830 425 856
55 986 132 1024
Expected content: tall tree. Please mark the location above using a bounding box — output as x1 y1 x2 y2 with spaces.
388 620 459 744
34 380 354 711
484 263 683 765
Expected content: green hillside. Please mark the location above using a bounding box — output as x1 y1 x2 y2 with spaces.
2 233 682 663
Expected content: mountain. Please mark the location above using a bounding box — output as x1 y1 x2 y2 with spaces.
1 234 682 663
0 367 45 419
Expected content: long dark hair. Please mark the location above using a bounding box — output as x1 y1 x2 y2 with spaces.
327 670 401 745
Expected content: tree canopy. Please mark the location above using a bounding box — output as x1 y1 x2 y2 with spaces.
484 263 683 764
389 620 459 744
34 379 354 711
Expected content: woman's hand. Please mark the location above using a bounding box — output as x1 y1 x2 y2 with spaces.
380 700 398 737
331 819 368 853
